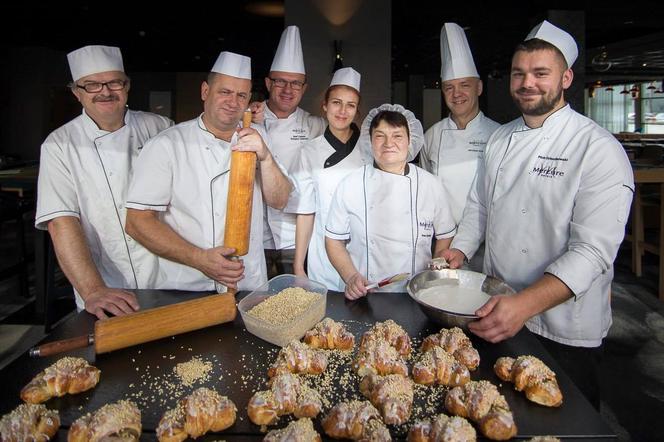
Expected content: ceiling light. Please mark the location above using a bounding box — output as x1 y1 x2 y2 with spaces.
647 82 657 90
620 86 629 95
606 86 614 92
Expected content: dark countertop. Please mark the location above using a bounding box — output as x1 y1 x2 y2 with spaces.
0 290 615 440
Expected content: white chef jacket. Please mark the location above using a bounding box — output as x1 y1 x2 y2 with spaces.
262 103 326 249
326 164 457 292
126 115 277 292
420 111 499 222
452 105 634 347
286 131 369 291
35 109 173 309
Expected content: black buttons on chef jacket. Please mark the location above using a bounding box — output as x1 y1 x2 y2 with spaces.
521 208 527 214
521 248 527 253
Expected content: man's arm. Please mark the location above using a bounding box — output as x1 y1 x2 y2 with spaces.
125 209 244 288
233 127 292 209
468 273 573 343
47 217 139 319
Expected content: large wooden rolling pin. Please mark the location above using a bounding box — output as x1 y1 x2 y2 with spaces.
29 293 236 357
223 109 256 257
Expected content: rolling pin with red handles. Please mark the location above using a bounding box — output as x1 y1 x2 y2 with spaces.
29 292 237 357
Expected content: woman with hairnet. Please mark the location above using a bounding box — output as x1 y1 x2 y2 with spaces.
325 104 458 299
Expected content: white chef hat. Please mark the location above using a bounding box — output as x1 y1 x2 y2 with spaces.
330 67 361 92
211 51 252 80
440 23 479 81
525 20 578 68
357 104 424 163
270 25 305 74
67 45 124 82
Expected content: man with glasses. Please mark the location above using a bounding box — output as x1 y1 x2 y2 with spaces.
35 45 172 319
251 25 325 275
125 52 291 293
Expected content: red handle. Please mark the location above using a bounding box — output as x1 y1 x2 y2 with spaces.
29 334 94 357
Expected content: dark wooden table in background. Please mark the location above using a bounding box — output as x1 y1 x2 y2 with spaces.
0 290 615 440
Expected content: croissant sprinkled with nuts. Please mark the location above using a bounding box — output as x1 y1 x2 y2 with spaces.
494 355 563 407
412 346 470 387
359 373 414 425
408 413 476 442
268 340 328 378
304 318 355 350
248 372 322 426
322 400 391 441
20 357 100 404
421 327 480 371
354 336 408 378
69 400 141 442
0 403 60 442
361 319 411 357
156 388 236 442
263 417 322 442
445 380 517 441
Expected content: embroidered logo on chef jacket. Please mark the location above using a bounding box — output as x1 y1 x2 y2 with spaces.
467 139 487 153
530 155 568 179
419 220 434 238
291 127 308 141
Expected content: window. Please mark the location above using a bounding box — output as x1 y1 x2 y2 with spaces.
586 82 664 134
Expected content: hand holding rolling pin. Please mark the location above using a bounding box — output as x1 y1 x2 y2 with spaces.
195 247 244 289
84 287 139 320
232 125 271 161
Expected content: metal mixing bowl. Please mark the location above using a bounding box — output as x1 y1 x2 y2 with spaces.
406 269 516 329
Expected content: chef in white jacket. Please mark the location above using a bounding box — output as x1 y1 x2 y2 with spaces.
419 23 499 271
326 105 457 299
288 67 367 290
125 51 292 292
442 21 634 409
35 45 172 319
250 25 326 273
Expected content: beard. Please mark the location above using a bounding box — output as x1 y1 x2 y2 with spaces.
511 84 563 116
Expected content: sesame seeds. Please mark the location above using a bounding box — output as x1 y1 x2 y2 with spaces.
247 288 321 326
173 357 213 387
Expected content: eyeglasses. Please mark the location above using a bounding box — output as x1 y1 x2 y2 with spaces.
269 78 305 91
75 79 128 93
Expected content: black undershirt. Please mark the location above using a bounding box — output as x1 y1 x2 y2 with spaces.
323 123 360 168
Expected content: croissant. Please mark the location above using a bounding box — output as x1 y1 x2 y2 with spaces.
0 403 59 442
156 387 236 442
263 417 322 442
407 413 476 442
354 336 408 378
494 356 563 407
412 347 470 387
268 340 328 378
360 320 411 356
421 327 480 371
359 373 413 425
247 372 322 426
445 380 517 441
69 400 141 442
304 317 355 350
322 400 391 441
20 357 100 404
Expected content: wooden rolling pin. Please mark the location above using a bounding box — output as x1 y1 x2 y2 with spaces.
223 109 256 257
29 293 236 357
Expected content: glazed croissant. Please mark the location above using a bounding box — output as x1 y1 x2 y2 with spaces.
361 319 411 357
407 413 476 442
304 317 355 350
263 417 322 442
0 403 59 442
322 400 391 441
445 380 517 441
156 387 236 442
412 346 470 387
69 400 141 442
494 356 563 407
20 357 101 404
247 372 322 426
354 336 408 378
421 327 480 371
359 373 414 425
268 340 328 378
